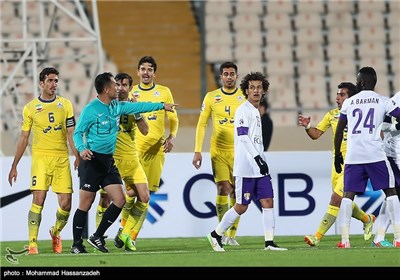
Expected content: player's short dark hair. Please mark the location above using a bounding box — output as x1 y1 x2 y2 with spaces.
338 82 357 97
219 62 238 75
240 72 270 98
357 66 377 90
138 56 157 72
115 73 133 87
95 72 114 94
39 67 59 82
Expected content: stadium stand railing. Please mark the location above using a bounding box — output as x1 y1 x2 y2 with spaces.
0 0 118 155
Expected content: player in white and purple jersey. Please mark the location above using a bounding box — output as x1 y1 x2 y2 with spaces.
206 72 287 252
372 90 400 247
334 67 400 248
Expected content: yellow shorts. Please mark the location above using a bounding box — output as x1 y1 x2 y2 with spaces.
30 155 73 194
331 160 344 197
210 147 234 185
114 157 148 191
138 151 164 192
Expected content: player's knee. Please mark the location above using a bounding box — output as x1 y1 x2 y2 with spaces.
114 196 126 208
138 193 150 204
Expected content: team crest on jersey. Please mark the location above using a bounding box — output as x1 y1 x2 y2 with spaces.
132 91 140 98
214 95 222 102
35 104 43 112
153 91 160 97
237 95 244 101
244 192 251 201
57 102 63 108
239 118 244 125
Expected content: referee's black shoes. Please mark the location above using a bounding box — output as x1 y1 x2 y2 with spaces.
70 241 88 254
87 235 109 253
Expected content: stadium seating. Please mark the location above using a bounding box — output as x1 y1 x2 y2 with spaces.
204 0 397 128
235 1 264 16
1 0 119 152
2 0 398 154
297 74 329 109
267 74 297 110
270 110 299 127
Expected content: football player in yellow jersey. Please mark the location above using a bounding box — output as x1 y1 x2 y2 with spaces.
95 73 150 251
8 67 80 255
298 82 375 247
128 56 179 243
192 62 245 246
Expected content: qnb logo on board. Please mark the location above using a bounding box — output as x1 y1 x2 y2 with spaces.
276 174 385 217
146 179 168 224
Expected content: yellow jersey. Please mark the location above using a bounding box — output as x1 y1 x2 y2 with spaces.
21 96 74 157
195 87 245 152
316 107 348 157
114 112 138 159
130 83 179 155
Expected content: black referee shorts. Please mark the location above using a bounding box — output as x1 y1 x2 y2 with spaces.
78 151 123 192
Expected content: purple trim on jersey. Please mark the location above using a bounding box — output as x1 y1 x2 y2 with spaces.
344 160 393 192
387 157 400 187
339 113 347 121
237 126 249 136
389 107 400 119
236 175 274 205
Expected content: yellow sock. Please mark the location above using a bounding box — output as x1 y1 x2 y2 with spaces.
121 215 135 235
28 204 43 247
226 197 240 238
130 229 140 241
216 195 229 222
351 202 368 222
95 205 108 228
315 204 339 240
120 195 136 228
53 207 70 236
130 201 149 241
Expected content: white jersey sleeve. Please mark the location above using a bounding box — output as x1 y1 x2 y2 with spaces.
383 91 400 159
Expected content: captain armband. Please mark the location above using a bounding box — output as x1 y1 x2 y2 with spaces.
66 116 76 127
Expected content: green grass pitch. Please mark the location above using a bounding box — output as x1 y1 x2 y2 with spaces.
1 235 399 269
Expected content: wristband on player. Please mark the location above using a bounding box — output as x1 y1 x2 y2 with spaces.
305 123 311 130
